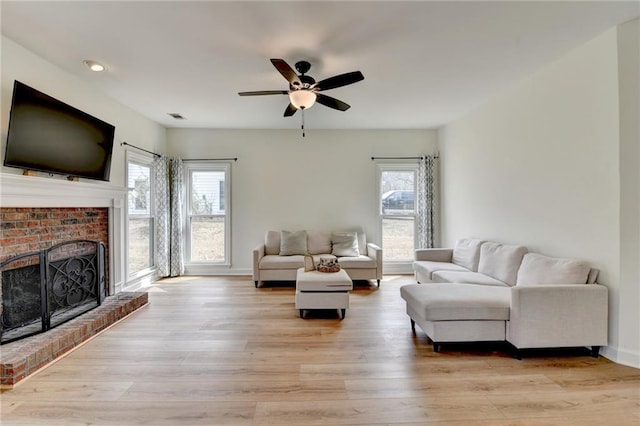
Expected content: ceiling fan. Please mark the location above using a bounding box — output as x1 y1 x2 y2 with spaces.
238 59 365 118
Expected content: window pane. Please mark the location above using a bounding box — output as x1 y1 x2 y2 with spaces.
190 171 225 215
128 163 151 215
128 218 153 273
191 216 225 262
382 217 415 261
380 171 415 215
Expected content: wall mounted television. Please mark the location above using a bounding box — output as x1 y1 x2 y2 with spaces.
3 81 115 181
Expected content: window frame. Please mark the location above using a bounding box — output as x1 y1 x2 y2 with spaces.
377 163 419 268
184 161 231 267
125 151 156 279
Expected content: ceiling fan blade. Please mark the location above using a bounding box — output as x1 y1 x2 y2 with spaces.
315 71 364 91
238 90 288 96
271 59 302 86
284 103 297 117
316 94 351 111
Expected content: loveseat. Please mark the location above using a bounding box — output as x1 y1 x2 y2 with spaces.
252 230 383 288
401 238 608 357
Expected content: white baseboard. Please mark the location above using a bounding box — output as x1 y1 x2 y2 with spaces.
183 265 252 276
123 270 158 291
601 345 640 368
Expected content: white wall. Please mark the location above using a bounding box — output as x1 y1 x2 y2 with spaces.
166 128 437 273
616 18 640 368
1 36 167 187
439 24 639 367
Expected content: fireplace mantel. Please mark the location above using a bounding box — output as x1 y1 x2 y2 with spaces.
1 172 127 293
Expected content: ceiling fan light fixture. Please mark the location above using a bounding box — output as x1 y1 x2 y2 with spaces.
289 89 316 109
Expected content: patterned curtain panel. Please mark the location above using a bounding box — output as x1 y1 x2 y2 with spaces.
168 158 184 277
153 156 184 277
416 154 437 249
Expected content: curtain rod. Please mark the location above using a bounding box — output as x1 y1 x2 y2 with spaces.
121 142 161 157
183 158 238 162
371 154 439 161
121 142 237 162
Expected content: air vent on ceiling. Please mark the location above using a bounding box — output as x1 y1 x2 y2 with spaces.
168 113 186 120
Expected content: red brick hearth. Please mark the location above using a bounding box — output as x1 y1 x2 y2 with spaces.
1 292 148 388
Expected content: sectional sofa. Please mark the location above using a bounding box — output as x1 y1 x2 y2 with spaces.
252 230 383 288
401 239 608 357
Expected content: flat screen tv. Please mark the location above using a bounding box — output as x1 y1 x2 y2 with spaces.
3 81 115 181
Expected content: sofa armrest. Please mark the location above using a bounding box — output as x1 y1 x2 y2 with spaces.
415 248 453 262
252 244 265 282
366 243 383 280
507 284 608 350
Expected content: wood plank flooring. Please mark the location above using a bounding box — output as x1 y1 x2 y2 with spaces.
1 275 638 425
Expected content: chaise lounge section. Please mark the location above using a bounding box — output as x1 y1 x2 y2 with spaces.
402 239 608 357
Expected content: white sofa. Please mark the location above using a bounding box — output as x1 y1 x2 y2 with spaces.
401 239 608 357
252 230 383 288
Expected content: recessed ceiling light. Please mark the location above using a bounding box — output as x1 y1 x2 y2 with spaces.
83 60 106 72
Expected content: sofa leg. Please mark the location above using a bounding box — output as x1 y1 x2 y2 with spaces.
299 309 304 319
433 342 440 353
254 281 258 288
512 348 522 360
591 346 600 358
341 309 346 319
377 279 380 287
410 319 416 334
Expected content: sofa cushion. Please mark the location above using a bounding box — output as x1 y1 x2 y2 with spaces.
265 230 281 255
331 232 360 257
413 261 469 281
431 270 509 287
307 230 332 254
478 242 528 286
280 230 308 255
516 253 591 286
400 283 510 321
452 239 485 271
337 255 376 269
357 233 367 255
259 255 305 270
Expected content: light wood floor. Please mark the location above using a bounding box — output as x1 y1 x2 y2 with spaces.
1 275 638 425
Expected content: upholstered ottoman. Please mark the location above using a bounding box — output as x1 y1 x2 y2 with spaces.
296 268 353 319
400 283 511 351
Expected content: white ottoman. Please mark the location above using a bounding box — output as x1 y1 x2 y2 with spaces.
295 268 353 319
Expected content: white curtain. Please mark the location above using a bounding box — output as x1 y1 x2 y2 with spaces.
153 156 184 277
416 154 437 249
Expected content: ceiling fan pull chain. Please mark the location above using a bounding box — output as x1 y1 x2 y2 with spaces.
301 108 305 138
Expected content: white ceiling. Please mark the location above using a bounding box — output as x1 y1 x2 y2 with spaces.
1 1 638 130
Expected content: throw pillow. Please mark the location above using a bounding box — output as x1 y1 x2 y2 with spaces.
516 253 590 285
331 232 360 257
280 230 308 256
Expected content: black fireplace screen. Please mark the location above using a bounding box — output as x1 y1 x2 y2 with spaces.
1 240 105 344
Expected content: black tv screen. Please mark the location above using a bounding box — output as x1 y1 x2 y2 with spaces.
4 81 115 181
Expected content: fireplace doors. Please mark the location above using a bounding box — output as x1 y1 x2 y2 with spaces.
1 240 106 344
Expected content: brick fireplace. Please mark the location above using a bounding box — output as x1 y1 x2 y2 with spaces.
0 172 147 387
0 172 126 292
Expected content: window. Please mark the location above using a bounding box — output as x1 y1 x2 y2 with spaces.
378 165 418 262
127 155 154 275
185 163 230 265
